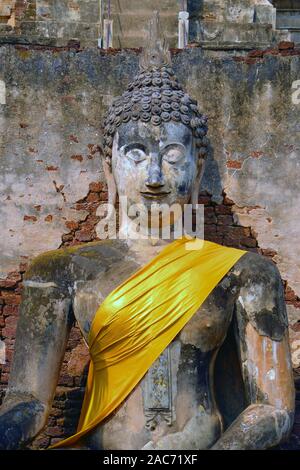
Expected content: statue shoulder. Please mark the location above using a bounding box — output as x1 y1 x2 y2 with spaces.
24 239 126 288
233 250 282 286
233 251 288 341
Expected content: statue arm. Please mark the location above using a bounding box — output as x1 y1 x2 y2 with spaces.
212 258 295 450
0 261 74 449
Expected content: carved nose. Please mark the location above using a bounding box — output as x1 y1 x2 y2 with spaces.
145 156 165 188
146 173 164 188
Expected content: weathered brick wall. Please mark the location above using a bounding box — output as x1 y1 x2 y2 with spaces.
0 41 299 449
0 1 290 48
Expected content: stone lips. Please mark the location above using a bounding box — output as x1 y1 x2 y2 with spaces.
103 64 209 169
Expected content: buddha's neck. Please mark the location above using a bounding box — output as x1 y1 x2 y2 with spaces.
118 215 183 259
122 237 171 266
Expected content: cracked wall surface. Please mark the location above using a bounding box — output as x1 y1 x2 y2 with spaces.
0 46 299 304
0 42 300 449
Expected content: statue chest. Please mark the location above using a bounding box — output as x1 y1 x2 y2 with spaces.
72 254 236 349
72 262 236 449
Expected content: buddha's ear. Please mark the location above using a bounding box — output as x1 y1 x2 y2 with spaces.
95 156 118 228
102 156 117 209
191 158 205 209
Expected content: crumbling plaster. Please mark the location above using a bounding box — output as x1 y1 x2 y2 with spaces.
0 46 299 315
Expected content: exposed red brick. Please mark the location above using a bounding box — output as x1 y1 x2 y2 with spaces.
86 192 100 203
218 225 251 238
250 151 264 159
65 220 79 231
3 305 19 317
217 215 233 226
61 95 76 103
0 292 21 305
204 225 217 235
23 215 37 222
198 195 211 205
284 283 300 308
75 229 94 243
89 182 104 192
69 135 79 143
99 191 109 201
285 285 296 302
75 202 88 211
264 48 278 56
46 166 58 171
239 237 258 248
6 271 21 283
87 144 101 155
223 195 235 206
260 248 277 258
68 326 83 345
281 49 300 57
4 347 14 363
245 58 257 65
86 215 100 226
233 56 245 63
67 39 81 50
31 437 50 449
19 262 28 273
45 426 65 437
57 375 74 387
215 205 232 215
226 160 242 169
291 323 300 333
71 155 83 162
0 279 18 289
0 373 8 384
62 234 73 242
278 41 294 51
248 50 264 58
67 342 89 376
207 236 223 245
204 207 217 225
3 316 18 339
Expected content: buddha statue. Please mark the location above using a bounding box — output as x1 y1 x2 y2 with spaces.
0 14 295 451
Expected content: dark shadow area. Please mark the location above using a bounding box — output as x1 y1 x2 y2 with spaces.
214 315 247 431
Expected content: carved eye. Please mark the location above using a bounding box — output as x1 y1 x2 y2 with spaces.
124 143 147 163
162 144 185 164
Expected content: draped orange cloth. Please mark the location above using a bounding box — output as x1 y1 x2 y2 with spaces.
51 236 246 449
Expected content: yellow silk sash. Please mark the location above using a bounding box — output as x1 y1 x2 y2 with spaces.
51 237 246 449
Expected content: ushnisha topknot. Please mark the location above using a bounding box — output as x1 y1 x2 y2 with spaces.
102 11 209 170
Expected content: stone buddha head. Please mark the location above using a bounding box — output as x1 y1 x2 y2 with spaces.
100 14 209 237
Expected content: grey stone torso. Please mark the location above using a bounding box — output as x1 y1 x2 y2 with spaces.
69 239 241 450
7 237 290 451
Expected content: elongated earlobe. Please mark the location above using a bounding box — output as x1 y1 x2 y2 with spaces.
104 158 117 205
191 159 205 210
96 157 118 223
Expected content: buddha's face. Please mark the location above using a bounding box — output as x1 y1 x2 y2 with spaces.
111 121 201 215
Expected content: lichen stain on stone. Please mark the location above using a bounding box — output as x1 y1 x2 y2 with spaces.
16 49 31 60
244 323 294 412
